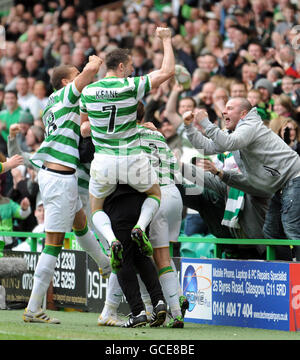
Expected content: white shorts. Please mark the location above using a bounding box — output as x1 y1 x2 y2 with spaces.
149 184 183 248
38 169 82 233
89 153 158 199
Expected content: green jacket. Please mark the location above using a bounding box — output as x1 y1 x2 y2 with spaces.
0 106 23 141
0 197 28 256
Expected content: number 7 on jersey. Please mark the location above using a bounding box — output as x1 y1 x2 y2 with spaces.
103 105 116 134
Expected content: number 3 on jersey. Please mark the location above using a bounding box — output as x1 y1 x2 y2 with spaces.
103 105 116 134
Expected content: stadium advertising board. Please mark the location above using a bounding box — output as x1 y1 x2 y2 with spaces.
51 250 87 308
181 258 300 331
3 250 130 313
86 254 129 314
4 250 87 308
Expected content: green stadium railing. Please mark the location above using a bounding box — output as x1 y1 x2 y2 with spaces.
0 231 76 255
175 236 300 261
1 231 299 261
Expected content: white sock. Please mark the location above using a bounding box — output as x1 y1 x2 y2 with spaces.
92 210 117 247
27 252 58 313
101 301 119 318
159 267 181 318
74 227 111 275
102 273 123 316
136 196 160 231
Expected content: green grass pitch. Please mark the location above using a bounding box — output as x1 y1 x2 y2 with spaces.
1 310 300 340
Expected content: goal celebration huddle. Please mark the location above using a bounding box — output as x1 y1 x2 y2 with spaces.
23 27 189 329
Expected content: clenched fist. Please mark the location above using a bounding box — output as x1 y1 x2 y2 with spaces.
20 197 30 211
88 55 103 67
183 111 194 126
156 27 172 40
194 109 209 123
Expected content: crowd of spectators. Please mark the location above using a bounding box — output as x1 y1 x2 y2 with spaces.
0 0 300 252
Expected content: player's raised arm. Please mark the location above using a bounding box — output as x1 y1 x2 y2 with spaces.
148 27 175 89
75 55 103 93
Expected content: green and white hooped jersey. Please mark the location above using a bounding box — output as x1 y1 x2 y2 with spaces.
80 75 151 156
30 81 81 169
138 125 182 186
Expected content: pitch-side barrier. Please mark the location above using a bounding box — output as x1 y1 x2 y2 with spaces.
1 231 300 331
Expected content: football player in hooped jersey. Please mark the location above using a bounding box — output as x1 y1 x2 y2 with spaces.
80 27 175 273
23 56 111 324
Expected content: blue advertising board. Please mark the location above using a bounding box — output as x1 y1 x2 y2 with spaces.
181 258 291 331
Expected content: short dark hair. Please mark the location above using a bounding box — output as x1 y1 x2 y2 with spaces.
4 90 17 98
51 64 75 90
105 48 131 71
260 10 273 21
132 46 147 58
248 41 265 53
180 96 197 108
231 24 249 36
285 3 296 11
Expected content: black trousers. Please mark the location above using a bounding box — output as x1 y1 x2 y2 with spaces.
115 228 165 316
103 185 165 316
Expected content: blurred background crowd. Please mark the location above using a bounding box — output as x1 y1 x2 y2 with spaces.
0 0 299 252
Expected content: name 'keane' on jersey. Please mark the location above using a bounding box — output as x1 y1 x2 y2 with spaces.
95 89 118 99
